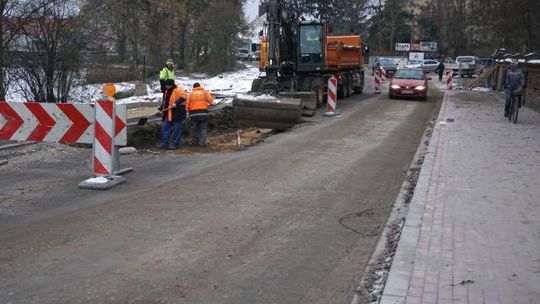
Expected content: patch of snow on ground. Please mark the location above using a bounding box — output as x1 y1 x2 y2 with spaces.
472 87 491 92
5 64 261 105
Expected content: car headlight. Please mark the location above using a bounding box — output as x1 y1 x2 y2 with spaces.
391 85 401 89
415 86 426 91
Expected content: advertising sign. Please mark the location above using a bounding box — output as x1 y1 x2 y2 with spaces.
409 52 424 62
420 41 438 51
395 43 410 51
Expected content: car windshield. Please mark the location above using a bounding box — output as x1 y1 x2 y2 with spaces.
457 57 474 63
380 58 395 65
408 61 421 65
237 49 249 54
393 70 424 80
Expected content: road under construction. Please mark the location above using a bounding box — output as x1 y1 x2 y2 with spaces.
0 78 443 303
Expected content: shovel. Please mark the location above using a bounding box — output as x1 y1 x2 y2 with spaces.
137 107 173 126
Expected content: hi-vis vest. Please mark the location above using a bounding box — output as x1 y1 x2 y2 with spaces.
160 67 175 81
165 87 186 121
186 87 214 117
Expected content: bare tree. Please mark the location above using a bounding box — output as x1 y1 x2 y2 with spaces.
10 0 84 103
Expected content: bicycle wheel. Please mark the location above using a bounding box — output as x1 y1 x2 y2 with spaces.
513 96 519 124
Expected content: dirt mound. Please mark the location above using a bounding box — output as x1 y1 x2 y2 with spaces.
174 128 274 154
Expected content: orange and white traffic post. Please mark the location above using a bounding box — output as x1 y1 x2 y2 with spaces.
446 69 453 90
323 75 340 117
374 69 382 94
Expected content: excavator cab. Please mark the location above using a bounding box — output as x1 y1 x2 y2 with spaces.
297 22 325 72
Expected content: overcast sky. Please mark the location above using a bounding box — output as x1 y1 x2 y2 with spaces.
244 0 260 22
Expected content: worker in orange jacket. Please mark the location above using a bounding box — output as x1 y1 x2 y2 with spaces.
158 81 187 150
186 82 213 146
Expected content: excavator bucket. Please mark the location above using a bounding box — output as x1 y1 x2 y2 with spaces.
233 95 303 130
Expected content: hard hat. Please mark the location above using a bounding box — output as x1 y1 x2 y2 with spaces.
166 59 174 65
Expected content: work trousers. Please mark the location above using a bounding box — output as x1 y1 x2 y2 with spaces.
161 119 184 148
505 87 521 115
190 115 209 146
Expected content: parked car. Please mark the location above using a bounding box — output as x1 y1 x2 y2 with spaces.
235 48 250 61
250 50 261 62
405 59 440 73
451 56 480 77
373 57 400 77
389 68 429 101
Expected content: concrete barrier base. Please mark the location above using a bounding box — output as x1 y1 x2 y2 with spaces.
322 111 341 117
79 175 126 190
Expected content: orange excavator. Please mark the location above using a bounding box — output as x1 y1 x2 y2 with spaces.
233 0 369 129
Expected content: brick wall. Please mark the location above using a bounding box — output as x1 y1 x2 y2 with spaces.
525 65 540 112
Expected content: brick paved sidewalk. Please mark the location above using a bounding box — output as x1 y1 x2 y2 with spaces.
380 91 540 304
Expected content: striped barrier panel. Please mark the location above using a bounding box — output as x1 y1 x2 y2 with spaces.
0 101 126 145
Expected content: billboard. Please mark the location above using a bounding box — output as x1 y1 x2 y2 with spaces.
395 43 410 51
420 41 438 51
409 52 424 61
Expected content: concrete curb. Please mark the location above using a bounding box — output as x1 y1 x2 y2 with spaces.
378 91 451 304
351 93 441 304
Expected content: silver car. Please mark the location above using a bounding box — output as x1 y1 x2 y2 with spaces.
235 48 250 61
406 59 440 73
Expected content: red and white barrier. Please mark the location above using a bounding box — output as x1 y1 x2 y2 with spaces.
374 69 382 94
93 100 115 176
0 97 128 190
380 67 387 83
446 69 453 90
0 102 127 145
324 75 338 117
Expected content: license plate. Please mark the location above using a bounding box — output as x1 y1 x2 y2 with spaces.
401 90 414 94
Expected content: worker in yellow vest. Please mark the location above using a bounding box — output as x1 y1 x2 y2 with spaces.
159 59 175 93
186 83 214 146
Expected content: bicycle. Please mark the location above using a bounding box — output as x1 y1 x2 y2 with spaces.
507 89 522 124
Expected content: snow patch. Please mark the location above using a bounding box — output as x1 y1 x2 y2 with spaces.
5 64 261 105
85 177 110 184
235 93 278 101
472 87 491 92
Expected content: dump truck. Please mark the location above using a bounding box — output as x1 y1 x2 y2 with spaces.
233 0 368 129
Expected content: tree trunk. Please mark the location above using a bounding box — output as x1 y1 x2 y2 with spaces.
179 22 187 66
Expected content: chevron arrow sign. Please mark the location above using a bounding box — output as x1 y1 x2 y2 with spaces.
0 101 126 145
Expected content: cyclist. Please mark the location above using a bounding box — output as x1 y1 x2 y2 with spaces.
502 60 525 117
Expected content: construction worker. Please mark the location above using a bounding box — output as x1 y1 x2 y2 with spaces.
158 81 186 150
159 59 175 93
186 82 214 146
